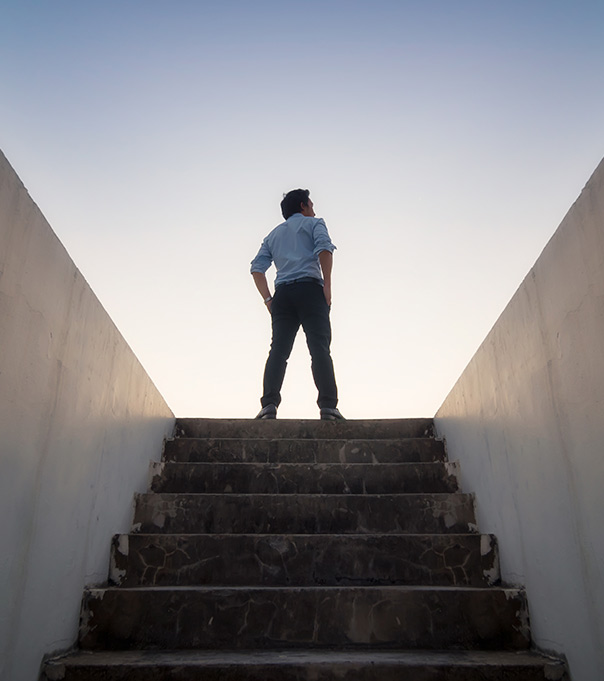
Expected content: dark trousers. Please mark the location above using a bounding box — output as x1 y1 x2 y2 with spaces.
261 281 338 409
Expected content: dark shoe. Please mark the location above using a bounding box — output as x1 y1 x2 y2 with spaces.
320 407 345 421
255 404 277 420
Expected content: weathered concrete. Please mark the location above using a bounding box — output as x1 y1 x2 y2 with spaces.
149 461 461 494
164 436 446 463
0 149 175 681
435 157 604 680
42 649 570 681
132 492 477 534
176 417 434 440
110 532 500 587
79 585 531 651
44 418 567 678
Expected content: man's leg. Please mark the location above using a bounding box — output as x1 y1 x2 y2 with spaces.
295 283 338 409
261 287 299 408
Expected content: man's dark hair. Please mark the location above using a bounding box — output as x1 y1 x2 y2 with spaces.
281 188 310 220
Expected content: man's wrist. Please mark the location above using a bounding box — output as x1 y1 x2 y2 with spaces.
264 296 272 304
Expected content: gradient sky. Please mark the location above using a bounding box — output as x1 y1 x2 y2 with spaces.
2 0 603 419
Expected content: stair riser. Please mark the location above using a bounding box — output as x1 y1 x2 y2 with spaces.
80 587 530 651
110 533 500 588
43 660 568 681
132 493 477 535
44 416 570 680
176 419 435 440
164 438 445 464
149 462 460 495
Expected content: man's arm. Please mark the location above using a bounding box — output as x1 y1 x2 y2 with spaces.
252 271 273 313
318 250 333 306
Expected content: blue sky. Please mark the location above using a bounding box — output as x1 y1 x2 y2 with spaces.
2 1 603 418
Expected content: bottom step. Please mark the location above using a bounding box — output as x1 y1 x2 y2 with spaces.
44 649 569 681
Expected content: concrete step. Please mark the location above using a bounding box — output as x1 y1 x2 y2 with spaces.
42 413 572 681
43 649 569 681
132 492 477 535
164 437 446 464
149 461 460 494
79 585 530 651
110 533 500 588
175 418 434 440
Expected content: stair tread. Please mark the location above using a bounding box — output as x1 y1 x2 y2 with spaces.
49 648 564 668
117 531 489 537
156 461 451 466
88 585 519 593
132 491 477 534
80 584 530 650
165 437 445 463
111 530 499 588
170 437 438 443
175 418 435 440
150 461 460 494
137 492 469 497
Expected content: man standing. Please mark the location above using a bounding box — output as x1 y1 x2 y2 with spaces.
250 189 344 420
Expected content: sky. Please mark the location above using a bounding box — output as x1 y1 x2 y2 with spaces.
1 0 603 419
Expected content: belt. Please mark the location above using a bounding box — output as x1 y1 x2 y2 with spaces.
276 277 322 288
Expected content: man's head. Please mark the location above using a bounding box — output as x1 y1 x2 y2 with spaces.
281 188 315 220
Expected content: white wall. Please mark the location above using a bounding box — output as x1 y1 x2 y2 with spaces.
435 158 604 681
0 150 175 681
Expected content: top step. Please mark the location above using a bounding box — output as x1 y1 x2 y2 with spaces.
176 419 434 440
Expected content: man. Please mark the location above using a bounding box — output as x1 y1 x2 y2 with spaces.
250 188 344 420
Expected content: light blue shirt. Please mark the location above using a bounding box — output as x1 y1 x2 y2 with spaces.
250 213 336 287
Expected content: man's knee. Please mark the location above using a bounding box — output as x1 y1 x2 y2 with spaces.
305 332 331 358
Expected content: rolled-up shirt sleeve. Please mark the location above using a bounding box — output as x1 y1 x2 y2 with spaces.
312 219 337 257
250 238 273 274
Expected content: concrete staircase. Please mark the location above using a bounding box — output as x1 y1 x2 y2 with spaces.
43 418 568 680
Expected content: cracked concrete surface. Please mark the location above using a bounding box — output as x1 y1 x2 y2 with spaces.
45 417 568 679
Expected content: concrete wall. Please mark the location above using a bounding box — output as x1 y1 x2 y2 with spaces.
435 158 604 681
0 150 175 681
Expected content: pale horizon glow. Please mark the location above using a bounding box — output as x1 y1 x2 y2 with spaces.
1 1 603 419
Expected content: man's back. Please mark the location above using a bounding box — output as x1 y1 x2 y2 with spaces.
251 213 334 287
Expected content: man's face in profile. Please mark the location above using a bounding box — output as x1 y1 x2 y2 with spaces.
301 198 315 217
